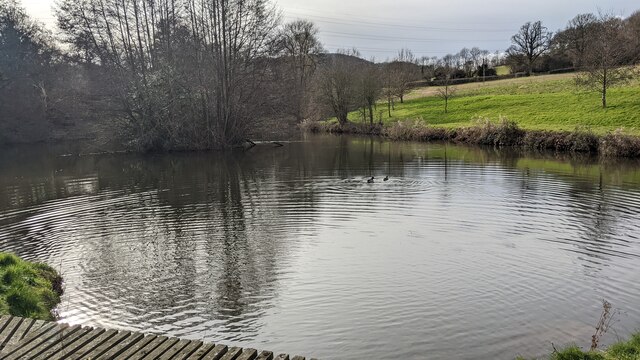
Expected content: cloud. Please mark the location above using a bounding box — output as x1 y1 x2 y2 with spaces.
23 0 640 60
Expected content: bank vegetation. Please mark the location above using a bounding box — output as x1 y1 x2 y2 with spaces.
0 253 63 321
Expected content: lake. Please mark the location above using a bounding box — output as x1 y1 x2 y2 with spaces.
1 135 639 359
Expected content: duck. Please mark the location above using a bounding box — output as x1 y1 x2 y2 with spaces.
367 176 375 183
383 176 389 181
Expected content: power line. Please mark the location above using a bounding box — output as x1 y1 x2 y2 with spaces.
280 5 521 26
322 44 463 54
282 12 515 32
319 30 507 43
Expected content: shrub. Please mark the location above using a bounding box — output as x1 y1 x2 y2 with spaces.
298 119 326 133
600 129 640 158
566 127 599 153
455 117 525 147
383 120 453 142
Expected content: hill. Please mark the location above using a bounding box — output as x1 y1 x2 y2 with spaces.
345 73 640 135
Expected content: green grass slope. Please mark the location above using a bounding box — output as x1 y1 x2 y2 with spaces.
347 74 640 135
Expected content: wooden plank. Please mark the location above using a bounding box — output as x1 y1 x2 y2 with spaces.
96 331 145 360
76 330 131 359
236 348 258 360
0 317 23 349
0 316 14 339
9 318 35 342
140 337 179 359
110 334 157 359
255 351 274 360
1 318 34 350
126 335 169 360
170 340 204 360
12 324 81 359
2 322 69 360
151 338 190 359
184 342 216 360
30 320 47 331
63 328 118 360
32 326 94 359
200 344 228 360
0 318 308 360
217 346 242 360
24 319 48 339
1 322 63 357
48 327 106 360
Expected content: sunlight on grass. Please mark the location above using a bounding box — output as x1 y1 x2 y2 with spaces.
0 253 62 320
346 75 640 135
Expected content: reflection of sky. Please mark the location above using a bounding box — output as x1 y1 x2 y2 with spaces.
1 138 640 359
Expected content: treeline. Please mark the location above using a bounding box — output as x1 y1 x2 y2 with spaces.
0 0 327 150
1 1 639 150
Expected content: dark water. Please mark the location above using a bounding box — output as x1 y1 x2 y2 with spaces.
1 135 640 359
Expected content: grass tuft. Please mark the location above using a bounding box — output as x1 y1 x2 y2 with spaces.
551 345 605 360
0 252 63 320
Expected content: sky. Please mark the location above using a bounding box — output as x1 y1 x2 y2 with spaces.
21 0 640 61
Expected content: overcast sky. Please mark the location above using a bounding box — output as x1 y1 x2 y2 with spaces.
21 0 640 61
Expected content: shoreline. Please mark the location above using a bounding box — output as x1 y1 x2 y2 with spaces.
300 118 640 158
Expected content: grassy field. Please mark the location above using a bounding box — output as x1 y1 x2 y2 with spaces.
495 65 511 76
347 73 640 135
0 253 62 320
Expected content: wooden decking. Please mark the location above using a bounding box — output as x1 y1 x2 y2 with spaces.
0 316 312 360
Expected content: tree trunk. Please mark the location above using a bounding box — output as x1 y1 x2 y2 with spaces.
602 68 607 108
368 103 374 125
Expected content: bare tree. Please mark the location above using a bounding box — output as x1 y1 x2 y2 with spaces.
389 48 419 103
457 47 472 77
419 56 437 80
626 11 640 62
554 13 598 68
0 0 56 143
356 63 382 125
470 47 483 74
319 54 360 125
436 55 458 113
479 49 491 82
278 20 324 122
507 21 553 76
577 13 633 108
56 0 281 151
382 62 396 117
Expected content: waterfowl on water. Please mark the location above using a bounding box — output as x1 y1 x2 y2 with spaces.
367 176 375 183
384 176 389 181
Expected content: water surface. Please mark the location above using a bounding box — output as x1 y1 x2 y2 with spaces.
1 135 640 359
